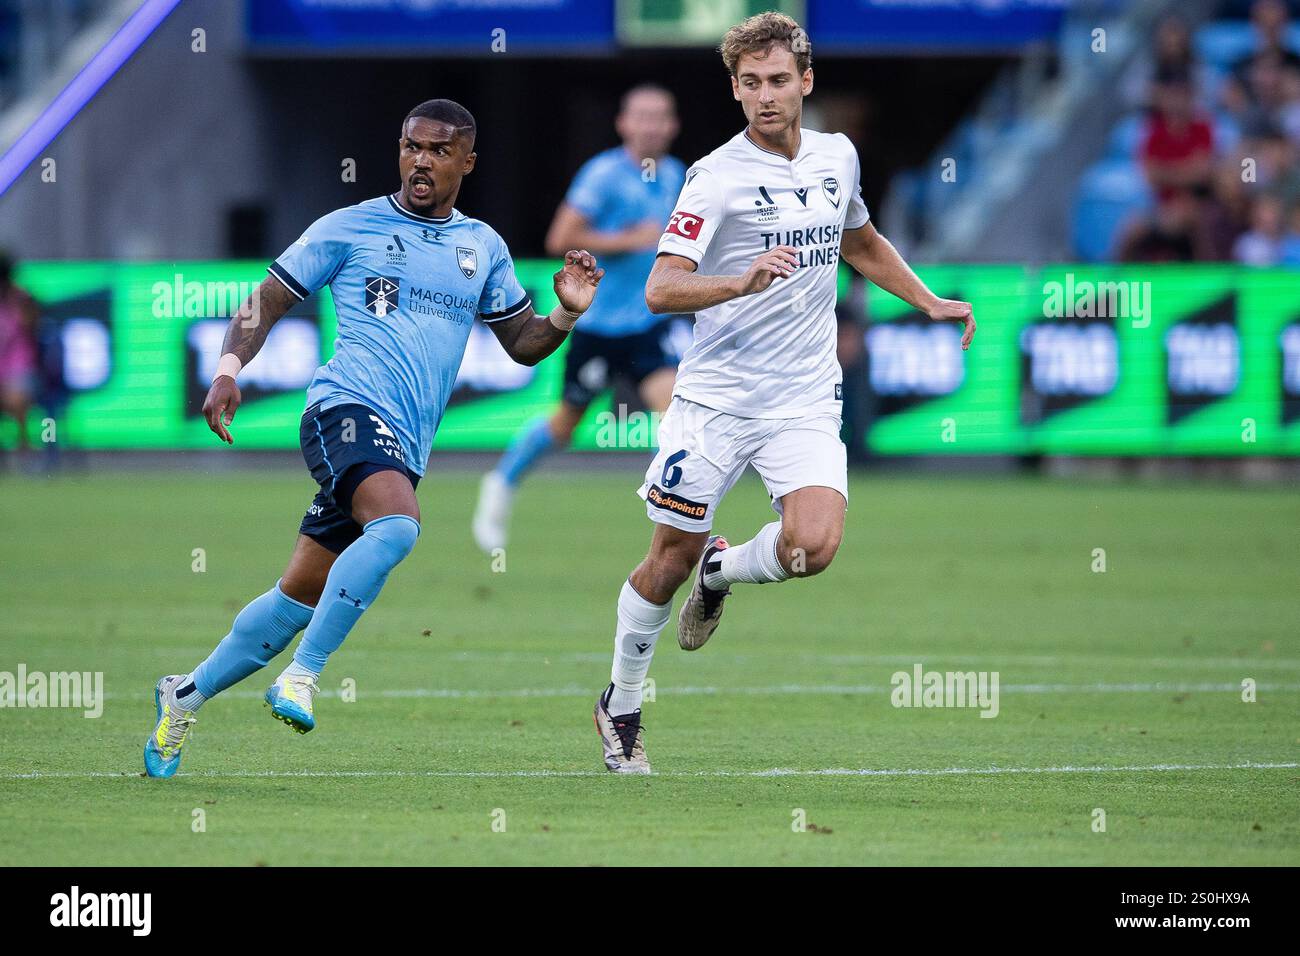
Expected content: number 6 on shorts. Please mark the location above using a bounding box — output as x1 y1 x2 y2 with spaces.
661 450 687 489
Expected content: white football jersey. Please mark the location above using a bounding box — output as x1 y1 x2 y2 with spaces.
657 127 870 419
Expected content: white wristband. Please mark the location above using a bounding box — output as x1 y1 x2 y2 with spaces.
548 305 582 332
213 353 243 383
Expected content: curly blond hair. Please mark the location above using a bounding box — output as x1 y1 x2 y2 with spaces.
719 11 811 76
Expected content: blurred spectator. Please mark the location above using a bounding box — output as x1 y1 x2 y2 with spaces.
1223 0 1300 120
1237 120 1299 191
1232 52 1300 141
1241 0 1299 67
1232 192 1300 264
34 307 68 471
1199 162 1253 259
0 251 39 451
1118 191 1200 262
1141 69 1215 202
1122 14 1215 111
1283 62 1300 140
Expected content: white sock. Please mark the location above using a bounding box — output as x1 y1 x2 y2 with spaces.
608 579 670 714
705 521 789 589
174 675 207 711
278 659 319 682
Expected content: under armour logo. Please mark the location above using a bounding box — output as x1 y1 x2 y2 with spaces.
339 587 361 608
634 642 650 654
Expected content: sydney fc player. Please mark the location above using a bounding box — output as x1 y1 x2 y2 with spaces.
472 85 687 553
143 99 603 777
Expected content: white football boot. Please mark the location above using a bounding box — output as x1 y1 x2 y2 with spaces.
472 471 513 554
143 675 198 778
677 535 731 651
265 671 319 734
594 684 650 774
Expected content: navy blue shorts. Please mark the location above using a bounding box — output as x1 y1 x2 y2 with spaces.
298 401 420 554
562 317 692 408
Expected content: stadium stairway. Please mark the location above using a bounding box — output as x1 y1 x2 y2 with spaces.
0 1 132 156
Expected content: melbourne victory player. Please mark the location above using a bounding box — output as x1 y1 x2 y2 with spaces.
473 85 687 553
594 14 976 773
144 99 604 778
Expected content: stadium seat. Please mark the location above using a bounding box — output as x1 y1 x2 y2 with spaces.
1106 113 1146 161
1072 158 1154 262
1195 22 1260 69
1212 110 1242 155
1194 20 1300 69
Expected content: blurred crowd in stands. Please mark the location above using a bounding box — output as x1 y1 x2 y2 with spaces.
1115 0 1300 264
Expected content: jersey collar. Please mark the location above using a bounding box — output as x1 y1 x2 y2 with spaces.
742 128 805 162
388 193 455 224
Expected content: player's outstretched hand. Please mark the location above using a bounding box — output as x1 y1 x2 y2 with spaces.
203 374 242 444
554 250 605 315
928 298 977 350
737 245 799 297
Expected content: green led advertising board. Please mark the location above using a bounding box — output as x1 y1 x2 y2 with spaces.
5 260 1298 455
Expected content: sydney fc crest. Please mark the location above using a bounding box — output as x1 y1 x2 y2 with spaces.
821 177 841 209
364 276 400 317
456 247 478 279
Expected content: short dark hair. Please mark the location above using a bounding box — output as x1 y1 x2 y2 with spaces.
619 83 675 115
404 99 476 146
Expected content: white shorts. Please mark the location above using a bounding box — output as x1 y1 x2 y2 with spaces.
637 397 848 532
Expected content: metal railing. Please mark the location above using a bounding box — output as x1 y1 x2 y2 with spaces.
0 0 115 111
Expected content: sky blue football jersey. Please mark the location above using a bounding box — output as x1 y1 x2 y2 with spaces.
563 147 685 337
269 194 531 476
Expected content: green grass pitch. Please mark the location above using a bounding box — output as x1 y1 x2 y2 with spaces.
1 466 1297 865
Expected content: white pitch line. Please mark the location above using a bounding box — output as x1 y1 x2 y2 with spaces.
427 650 1300 671
86 680 1300 702
22 645 1300 671
3 762 1295 781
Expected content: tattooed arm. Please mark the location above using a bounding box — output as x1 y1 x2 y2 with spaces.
488 250 604 367
201 276 300 444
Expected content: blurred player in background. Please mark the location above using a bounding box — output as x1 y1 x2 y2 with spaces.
593 13 976 773
0 251 39 456
143 99 604 778
472 85 688 553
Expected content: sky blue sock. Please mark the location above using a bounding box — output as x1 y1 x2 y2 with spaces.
497 418 555 486
291 514 420 675
190 581 315 699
